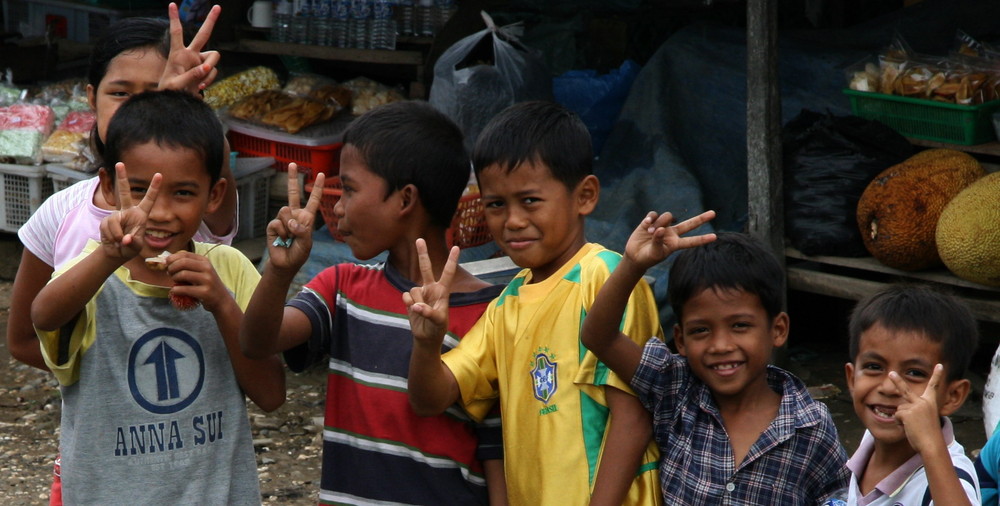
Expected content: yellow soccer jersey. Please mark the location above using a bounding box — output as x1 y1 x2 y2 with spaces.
443 243 663 505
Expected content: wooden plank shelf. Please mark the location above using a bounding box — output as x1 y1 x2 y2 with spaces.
785 248 1000 323
217 39 426 66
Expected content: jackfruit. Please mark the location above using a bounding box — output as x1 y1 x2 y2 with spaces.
856 148 984 270
936 171 1000 286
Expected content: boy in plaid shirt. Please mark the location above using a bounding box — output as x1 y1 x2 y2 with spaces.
582 222 850 504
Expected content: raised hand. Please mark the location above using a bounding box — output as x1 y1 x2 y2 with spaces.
266 163 325 272
889 364 945 454
159 2 222 95
623 210 717 269
98 162 161 260
403 239 458 346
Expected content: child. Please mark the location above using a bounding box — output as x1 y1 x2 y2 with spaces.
845 284 980 505
579 224 851 504
238 100 506 505
10 5 231 373
30 90 285 505
976 425 1000 505
405 101 663 505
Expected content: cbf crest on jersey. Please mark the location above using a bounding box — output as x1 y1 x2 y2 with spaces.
530 348 557 404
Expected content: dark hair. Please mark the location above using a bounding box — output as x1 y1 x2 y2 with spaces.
341 101 469 228
668 232 785 323
471 101 592 190
848 284 978 381
103 90 224 183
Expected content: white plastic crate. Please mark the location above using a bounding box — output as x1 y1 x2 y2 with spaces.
233 157 276 241
46 164 93 193
0 163 54 233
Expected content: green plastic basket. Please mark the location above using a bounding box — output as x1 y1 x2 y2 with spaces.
844 89 1000 145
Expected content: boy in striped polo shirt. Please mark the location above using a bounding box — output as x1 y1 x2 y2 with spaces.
240 101 505 505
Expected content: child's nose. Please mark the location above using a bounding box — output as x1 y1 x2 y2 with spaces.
504 207 528 230
147 195 173 222
877 373 902 396
707 332 736 353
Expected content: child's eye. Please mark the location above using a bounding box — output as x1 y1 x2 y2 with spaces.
904 369 929 379
732 322 751 331
130 186 147 195
861 362 883 372
686 326 709 337
483 199 503 209
522 197 540 205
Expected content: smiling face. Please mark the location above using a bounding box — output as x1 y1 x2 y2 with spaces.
478 161 597 283
332 144 403 260
845 324 966 450
674 287 788 404
87 47 166 144
101 141 225 260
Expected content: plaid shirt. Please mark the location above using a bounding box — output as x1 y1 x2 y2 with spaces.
632 339 850 505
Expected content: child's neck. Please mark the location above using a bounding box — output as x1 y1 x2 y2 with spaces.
713 377 781 467
859 439 921 495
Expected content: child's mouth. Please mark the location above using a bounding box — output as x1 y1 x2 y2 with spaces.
709 361 744 376
870 404 897 420
145 230 175 249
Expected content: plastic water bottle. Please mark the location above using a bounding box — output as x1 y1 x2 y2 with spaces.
331 0 351 48
417 0 434 36
271 0 293 42
434 0 455 33
309 0 332 45
396 0 414 36
349 0 372 49
370 0 396 50
291 0 313 45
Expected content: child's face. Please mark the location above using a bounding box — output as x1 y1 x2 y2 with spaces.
100 141 225 259
478 161 598 283
673 287 788 402
845 324 969 446
87 47 165 143
333 145 403 260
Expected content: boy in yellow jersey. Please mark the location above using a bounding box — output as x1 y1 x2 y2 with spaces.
405 101 696 505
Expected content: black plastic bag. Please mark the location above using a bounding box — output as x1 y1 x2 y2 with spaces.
783 110 913 257
429 11 553 152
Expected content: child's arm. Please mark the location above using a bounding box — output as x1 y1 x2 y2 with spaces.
165 250 287 411
32 164 161 330
582 210 716 382
590 386 653 506
240 166 326 358
404 239 463 416
891 364 976 506
483 459 508 506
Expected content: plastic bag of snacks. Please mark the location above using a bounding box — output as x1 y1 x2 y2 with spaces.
0 104 55 164
42 110 95 163
0 69 25 106
203 66 281 110
340 77 405 116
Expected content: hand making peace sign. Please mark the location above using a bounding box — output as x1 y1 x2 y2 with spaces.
98 162 162 260
403 239 460 346
159 2 222 95
266 163 326 273
888 363 946 453
623 210 718 270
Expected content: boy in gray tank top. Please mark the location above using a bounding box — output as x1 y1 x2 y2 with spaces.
31 90 286 505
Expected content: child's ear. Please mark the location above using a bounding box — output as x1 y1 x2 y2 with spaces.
86 84 97 111
397 184 418 217
206 177 227 215
939 377 971 417
575 175 600 216
673 324 687 357
98 167 117 207
770 312 789 348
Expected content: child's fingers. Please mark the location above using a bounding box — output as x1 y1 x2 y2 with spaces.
921 364 945 401
287 163 301 210
437 246 460 289
888 371 916 402
136 173 162 215
415 238 435 285
115 162 134 209
303 172 325 216
188 5 221 52
166 3 184 52
673 210 717 235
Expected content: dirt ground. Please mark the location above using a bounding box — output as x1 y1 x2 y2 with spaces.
0 252 992 504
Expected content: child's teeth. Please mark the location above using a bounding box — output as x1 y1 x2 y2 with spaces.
714 363 738 370
873 406 895 418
